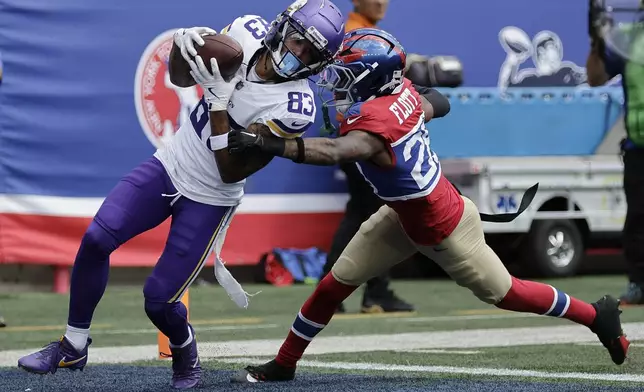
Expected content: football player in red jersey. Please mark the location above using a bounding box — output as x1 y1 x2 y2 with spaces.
227 28 630 383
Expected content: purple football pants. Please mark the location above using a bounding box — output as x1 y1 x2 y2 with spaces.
67 156 234 345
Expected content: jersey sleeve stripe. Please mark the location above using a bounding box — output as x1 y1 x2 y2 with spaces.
273 118 313 134
266 119 311 139
220 24 231 34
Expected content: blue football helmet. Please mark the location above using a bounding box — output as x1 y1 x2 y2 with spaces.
264 0 346 79
317 28 407 115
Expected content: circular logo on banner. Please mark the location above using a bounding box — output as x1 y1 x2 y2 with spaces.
134 29 203 148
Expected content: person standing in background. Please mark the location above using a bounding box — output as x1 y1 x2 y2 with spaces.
346 0 388 31
587 0 644 305
321 0 415 313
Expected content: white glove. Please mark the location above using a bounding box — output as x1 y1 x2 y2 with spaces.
188 56 242 111
173 27 217 62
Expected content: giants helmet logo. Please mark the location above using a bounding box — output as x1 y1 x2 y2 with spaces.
134 30 203 148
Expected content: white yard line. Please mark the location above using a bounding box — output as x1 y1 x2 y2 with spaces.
2 322 644 368
393 349 484 355
391 313 539 323
218 357 644 383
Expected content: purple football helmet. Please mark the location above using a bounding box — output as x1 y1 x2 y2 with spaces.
264 0 345 79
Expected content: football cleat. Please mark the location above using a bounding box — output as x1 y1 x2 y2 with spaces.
18 336 91 374
230 359 295 383
590 295 630 365
169 326 202 389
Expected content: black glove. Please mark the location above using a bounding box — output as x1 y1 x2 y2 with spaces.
228 129 263 153
228 128 286 156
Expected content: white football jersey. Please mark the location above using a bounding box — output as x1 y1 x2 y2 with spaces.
154 15 316 206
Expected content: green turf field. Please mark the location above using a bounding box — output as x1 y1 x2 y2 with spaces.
1 275 644 391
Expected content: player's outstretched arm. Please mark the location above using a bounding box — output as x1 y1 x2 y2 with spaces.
280 131 385 165
229 129 386 166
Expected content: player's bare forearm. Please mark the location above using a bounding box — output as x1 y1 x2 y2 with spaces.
168 43 196 87
209 112 273 183
282 137 338 165
280 131 384 166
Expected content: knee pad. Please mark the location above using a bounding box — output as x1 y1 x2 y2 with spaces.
143 274 178 304
458 267 512 305
77 219 120 261
144 298 187 318
331 253 381 286
143 298 188 336
461 271 511 305
331 259 362 286
441 247 512 305
144 299 168 321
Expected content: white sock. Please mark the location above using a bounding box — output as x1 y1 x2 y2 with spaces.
169 326 193 349
64 325 90 352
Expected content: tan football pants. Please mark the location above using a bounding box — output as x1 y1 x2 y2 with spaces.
331 196 512 304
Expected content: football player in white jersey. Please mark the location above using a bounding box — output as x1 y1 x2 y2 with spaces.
17 0 345 389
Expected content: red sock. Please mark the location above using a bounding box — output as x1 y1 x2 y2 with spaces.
496 277 597 326
275 273 358 368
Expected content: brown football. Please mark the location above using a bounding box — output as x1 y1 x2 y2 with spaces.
197 34 244 80
170 33 244 87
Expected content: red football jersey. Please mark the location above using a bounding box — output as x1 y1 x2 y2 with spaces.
339 78 464 245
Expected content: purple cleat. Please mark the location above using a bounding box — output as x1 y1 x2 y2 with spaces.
169 326 202 389
18 336 91 375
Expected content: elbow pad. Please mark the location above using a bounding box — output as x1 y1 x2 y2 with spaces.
413 85 451 118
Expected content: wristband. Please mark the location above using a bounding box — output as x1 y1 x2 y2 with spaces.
293 137 305 163
208 133 229 151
